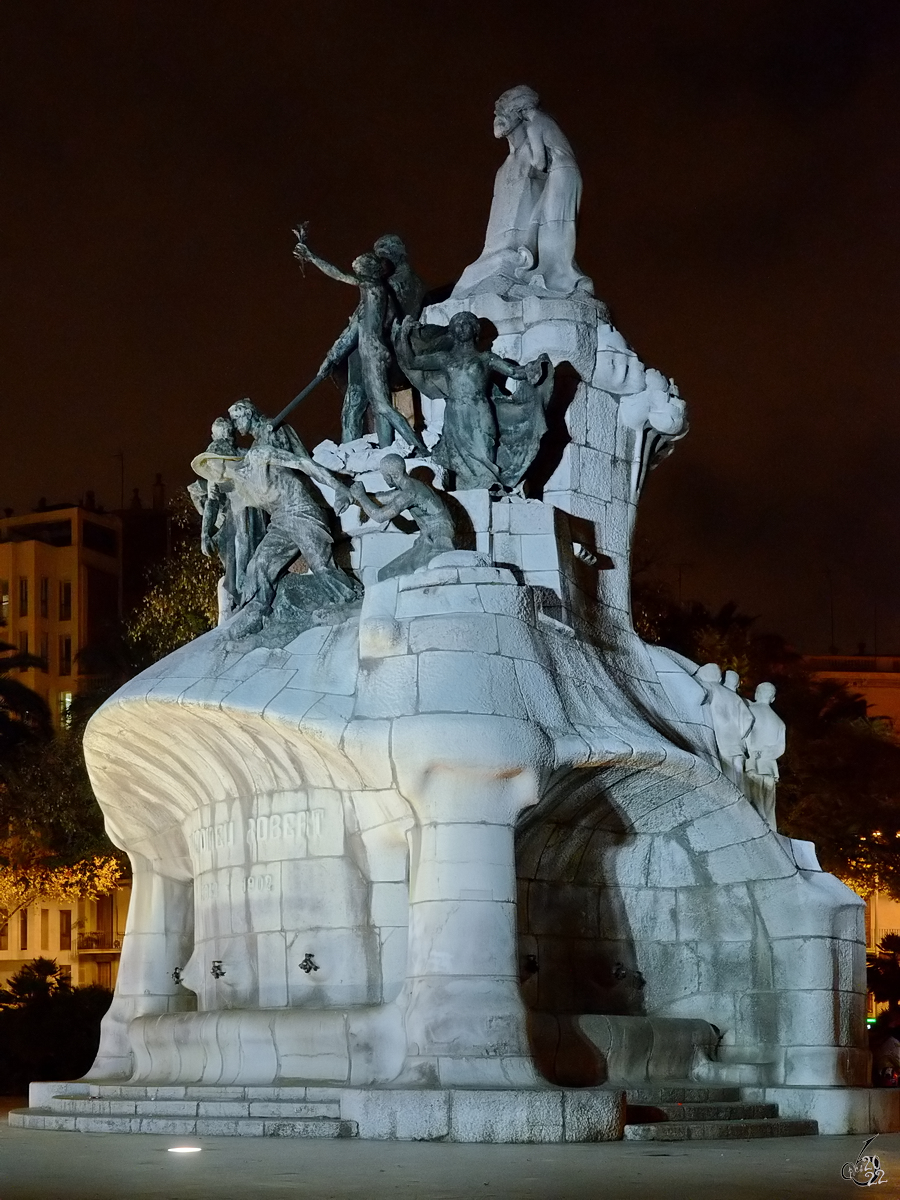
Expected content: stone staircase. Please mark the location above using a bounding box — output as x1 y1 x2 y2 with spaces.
9 1085 358 1138
623 1085 818 1141
10 1082 821 1141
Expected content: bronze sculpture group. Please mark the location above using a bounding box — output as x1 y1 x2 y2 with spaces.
193 240 555 636
190 86 584 638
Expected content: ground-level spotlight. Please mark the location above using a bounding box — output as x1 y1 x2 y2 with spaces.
168 1146 202 1153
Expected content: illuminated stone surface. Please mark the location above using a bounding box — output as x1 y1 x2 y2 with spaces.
13 264 871 1140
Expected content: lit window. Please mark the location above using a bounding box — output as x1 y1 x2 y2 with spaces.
58 691 73 728
0 580 8 623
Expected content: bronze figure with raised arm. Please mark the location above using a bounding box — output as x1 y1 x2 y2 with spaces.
293 233 428 454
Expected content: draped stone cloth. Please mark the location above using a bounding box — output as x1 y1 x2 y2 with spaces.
453 105 592 300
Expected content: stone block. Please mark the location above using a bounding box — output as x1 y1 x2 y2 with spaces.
407 899 517 977
449 1088 563 1143
135 1117 197 1134
408 612 499 655
697 939 768 995
199 1118 268 1135
514 659 568 730
453 488 492 534
182 1086 246 1099
614 886 677 942
491 332 522 361
379 926 408 998
750 872 864 940
703 836 795 886
780 1044 871 1089
287 926 377 1007
577 446 614 500
519 533 560 573
355 654 418 719
281 859 366 931
416 650 527 718
30 1081 89 1107
685 802 768 854
543 451 576 494
495 614 540 662
646 837 701 886
395 583 485 620
636 941 700 1007
351 791 410 837
477 584 534 619
491 531 522 567
527 881 599 938
224 669 294 715
774 987 858 1047
358 617 409 660
370 881 408 927
11 1111 77 1131
581 836 651 887
340 720 394 790
771 936 857 993
676 884 755 943
179 676 239 708
743 1086 899 1135
196 1099 251 1117
341 1088 451 1141
134 1098 198 1116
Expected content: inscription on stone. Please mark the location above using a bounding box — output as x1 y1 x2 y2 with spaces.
246 810 324 842
192 821 235 853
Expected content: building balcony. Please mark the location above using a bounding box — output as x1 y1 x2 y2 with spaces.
75 932 121 955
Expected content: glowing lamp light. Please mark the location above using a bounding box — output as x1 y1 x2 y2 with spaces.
168 1146 202 1153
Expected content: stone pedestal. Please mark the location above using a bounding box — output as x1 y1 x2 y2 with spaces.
11 292 879 1141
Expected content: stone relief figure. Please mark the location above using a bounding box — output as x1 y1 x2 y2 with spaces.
192 400 357 637
293 234 428 453
696 663 754 788
188 416 266 623
744 682 786 830
395 312 547 490
349 453 456 581
453 85 593 300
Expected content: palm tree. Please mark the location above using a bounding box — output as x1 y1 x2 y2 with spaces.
0 631 52 757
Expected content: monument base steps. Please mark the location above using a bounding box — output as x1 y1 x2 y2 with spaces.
11 1081 625 1143
623 1084 817 1141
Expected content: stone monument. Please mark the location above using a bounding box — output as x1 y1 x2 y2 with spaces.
13 87 887 1143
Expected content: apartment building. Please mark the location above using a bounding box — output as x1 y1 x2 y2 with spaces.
807 654 900 1014
0 886 131 990
806 654 900 731
0 504 121 727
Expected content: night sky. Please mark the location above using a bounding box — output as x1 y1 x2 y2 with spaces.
1 1 897 653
